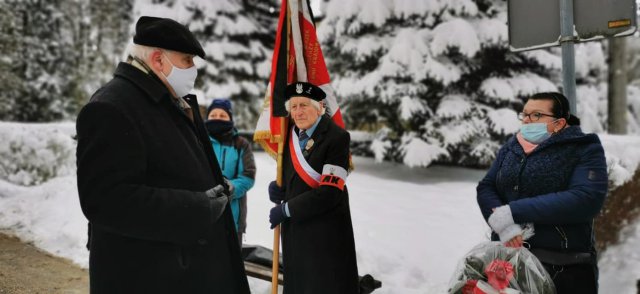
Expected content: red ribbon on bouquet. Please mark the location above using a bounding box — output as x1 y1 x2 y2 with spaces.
485 259 514 290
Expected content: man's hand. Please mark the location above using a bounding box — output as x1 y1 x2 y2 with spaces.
269 203 287 229
206 185 229 221
268 181 285 204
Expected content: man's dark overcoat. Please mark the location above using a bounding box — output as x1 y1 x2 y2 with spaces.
76 62 249 294
281 116 359 294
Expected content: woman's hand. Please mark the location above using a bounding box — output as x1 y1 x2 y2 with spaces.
489 205 523 243
505 235 523 248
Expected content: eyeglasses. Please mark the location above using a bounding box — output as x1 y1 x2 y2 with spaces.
517 112 556 122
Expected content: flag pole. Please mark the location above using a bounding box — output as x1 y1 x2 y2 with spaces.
272 116 287 294
272 1 292 292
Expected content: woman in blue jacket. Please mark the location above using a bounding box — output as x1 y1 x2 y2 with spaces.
205 99 256 245
477 92 608 294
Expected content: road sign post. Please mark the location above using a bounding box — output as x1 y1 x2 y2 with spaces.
560 0 577 113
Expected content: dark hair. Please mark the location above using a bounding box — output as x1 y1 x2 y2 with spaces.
527 92 580 126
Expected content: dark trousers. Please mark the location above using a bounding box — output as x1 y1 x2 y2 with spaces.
543 263 598 294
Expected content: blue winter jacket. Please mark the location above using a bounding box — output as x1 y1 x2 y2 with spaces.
477 126 608 253
209 130 256 232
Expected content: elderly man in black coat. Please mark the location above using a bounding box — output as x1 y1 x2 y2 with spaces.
268 82 359 293
76 16 249 294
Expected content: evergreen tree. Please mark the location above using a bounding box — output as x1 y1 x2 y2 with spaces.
625 33 640 134
319 0 562 167
1 0 88 121
83 0 134 99
133 0 279 129
0 1 24 120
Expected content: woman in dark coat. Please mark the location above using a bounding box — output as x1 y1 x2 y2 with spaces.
268 82 359 294
477 92 608 294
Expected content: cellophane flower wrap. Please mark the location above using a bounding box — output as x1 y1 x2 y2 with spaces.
448 242 556 294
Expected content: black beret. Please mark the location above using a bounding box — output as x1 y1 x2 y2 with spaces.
133 16 205 58
285 82 326 102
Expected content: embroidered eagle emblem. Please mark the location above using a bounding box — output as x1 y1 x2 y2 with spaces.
296 83 303 94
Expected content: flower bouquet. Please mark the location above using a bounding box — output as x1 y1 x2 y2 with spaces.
448 242 555 294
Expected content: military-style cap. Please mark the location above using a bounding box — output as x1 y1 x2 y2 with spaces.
285 82 326 102
133 16 205 58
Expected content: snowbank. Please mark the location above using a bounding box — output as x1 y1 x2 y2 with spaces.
0 122 76 186
599 134 640 188
599 218 640 293
0 176 87 263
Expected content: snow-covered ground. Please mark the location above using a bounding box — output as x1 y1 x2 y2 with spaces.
599 218 640 293
1 122 640 293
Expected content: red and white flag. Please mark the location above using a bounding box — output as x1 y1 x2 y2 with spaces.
254 0 345 158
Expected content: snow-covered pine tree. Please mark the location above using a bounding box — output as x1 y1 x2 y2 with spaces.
566 37 640 135
0 1 24 120
2 0 89 121
133 0 279 129
83 0 134 98
579 36 640 135
319 0 566 168
625 33 640 133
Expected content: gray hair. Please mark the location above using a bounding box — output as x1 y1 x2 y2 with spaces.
284 98 326 115
126 43 162 62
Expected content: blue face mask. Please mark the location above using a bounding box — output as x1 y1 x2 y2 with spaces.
520 122 552 144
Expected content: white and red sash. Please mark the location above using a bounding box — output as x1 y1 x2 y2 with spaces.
289 127 348 190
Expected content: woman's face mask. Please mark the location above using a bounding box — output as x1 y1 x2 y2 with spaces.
161 53 197 98
520 120 558 144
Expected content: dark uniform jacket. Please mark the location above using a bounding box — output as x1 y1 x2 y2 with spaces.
281 115 359 294
76 62 249 294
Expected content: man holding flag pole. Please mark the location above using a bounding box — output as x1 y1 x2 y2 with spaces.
254 0 359 293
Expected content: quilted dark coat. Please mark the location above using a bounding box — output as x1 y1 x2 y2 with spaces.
477 126 608 253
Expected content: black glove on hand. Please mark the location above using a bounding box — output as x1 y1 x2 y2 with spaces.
269 203 287 229
268 181 285 204
206 185 229 222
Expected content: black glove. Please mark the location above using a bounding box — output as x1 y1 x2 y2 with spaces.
268 181 285 204
269 203 287 229
206 185 229 221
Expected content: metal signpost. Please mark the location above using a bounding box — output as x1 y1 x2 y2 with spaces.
560 0 577 113
507 0 637 114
